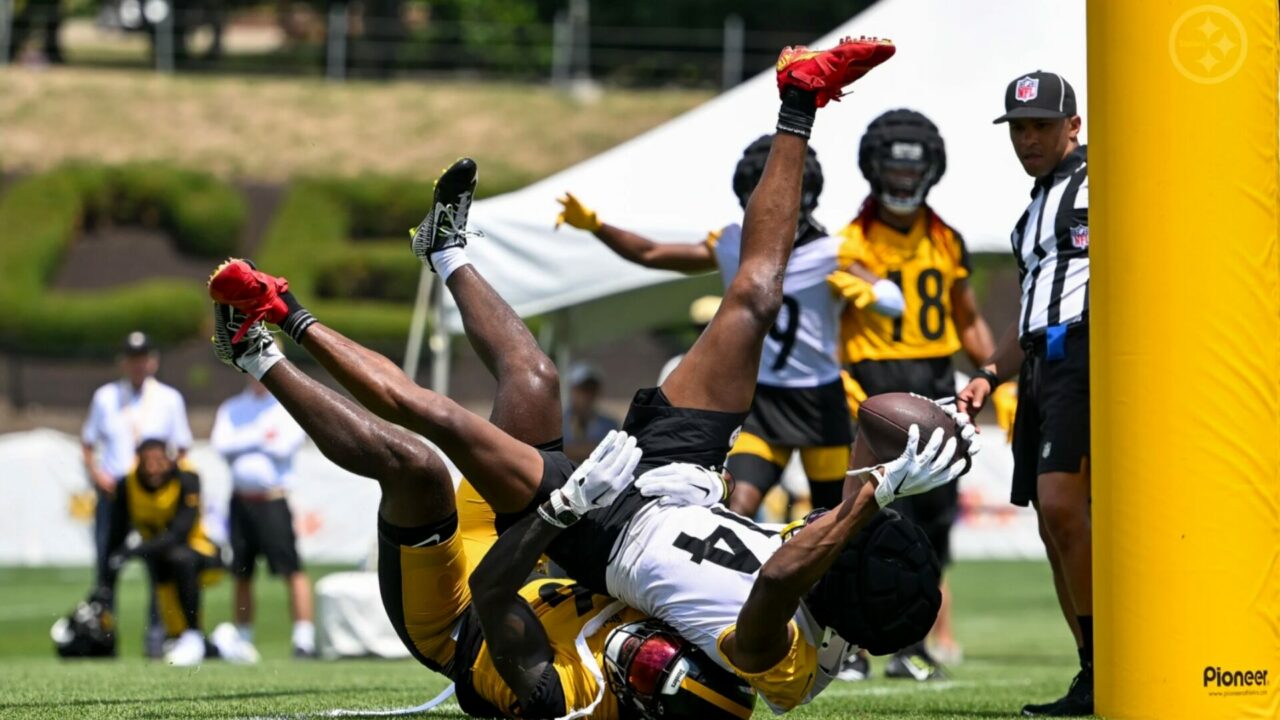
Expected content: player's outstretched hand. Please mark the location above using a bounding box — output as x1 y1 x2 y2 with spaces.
854 424 966 508
635 463 728 508
555 192 603 232
542 431 642 527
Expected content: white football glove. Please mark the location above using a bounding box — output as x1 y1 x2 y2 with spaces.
539 430 642 528
634 463 728 508
869 279 906 318
908 393 982 460
850 424 966 509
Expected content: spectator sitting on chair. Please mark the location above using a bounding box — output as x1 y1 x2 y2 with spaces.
98 439 223 667
212 375 316 659
81 331 193 658
561 362 619 462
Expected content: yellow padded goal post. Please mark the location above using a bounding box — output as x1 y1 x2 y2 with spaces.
1088 2 1279 718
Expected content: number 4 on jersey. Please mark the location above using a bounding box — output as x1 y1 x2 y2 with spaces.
673 526 762 573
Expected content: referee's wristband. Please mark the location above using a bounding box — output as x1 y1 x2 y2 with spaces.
973 368 1001 393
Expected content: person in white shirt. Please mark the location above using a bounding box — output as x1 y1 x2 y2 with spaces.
81 331 193 657
212 375 315 658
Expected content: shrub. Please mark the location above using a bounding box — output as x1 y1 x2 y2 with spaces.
254 180 417 352
0 165 246 356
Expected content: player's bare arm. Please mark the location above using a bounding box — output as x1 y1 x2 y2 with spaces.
470 432 642 707
958 320 1023 414
468 510 563 704
721 473 881 672
555 192 717 273
950 279 996 367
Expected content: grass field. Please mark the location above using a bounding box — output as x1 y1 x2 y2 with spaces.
0 561 1094 719
0 67 711 183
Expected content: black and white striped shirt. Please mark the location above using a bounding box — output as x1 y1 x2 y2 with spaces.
1011 145 1089 338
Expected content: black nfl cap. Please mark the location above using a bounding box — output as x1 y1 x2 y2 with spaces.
993 70 1077 124
122 331 153 355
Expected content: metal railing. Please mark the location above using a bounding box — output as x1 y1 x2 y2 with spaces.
0 2 812 89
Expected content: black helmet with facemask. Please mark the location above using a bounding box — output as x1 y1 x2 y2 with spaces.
859 109 946 215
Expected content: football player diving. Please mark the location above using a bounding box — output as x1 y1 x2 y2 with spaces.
209 36 977 715
554 134 853 519
208 314 753 718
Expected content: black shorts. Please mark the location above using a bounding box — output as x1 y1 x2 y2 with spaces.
846 356 955 400
743 379 853 448
1011 323 1091 507
229 495 302 577
510 387 748 594
621 387 749 473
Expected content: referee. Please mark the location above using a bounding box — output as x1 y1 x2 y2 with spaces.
958 71 1092 717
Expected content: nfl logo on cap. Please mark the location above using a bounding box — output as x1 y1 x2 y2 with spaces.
1015 76 1039 102
1071 224 1089 249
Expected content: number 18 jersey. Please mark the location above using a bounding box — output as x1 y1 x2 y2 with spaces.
605 497 853 713
836 207 971 364
708 224 843 389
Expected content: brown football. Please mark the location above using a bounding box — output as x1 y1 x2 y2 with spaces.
851 393 971 473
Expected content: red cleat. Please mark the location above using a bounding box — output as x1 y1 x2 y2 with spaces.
208 259 290 343
776 36 895 107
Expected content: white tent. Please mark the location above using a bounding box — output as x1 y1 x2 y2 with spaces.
433 0 1087 359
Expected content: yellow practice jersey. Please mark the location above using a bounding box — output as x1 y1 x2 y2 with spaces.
122 468 217 558
836 203 971 363
466 578 645 719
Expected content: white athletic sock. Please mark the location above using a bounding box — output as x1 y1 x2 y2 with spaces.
237 624 253 643
293 621 315 652
430 247 472 282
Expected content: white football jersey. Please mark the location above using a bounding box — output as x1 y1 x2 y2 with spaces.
711 224 843 388
605 495 854 713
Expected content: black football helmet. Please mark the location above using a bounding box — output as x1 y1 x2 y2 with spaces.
732 134 824 213
803 508 942 656
604 618 755 719
858 109 946 214
51 587 117 658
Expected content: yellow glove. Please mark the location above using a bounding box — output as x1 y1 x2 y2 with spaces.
555 192 603 232
827 271 876 310
991 381 1018 444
